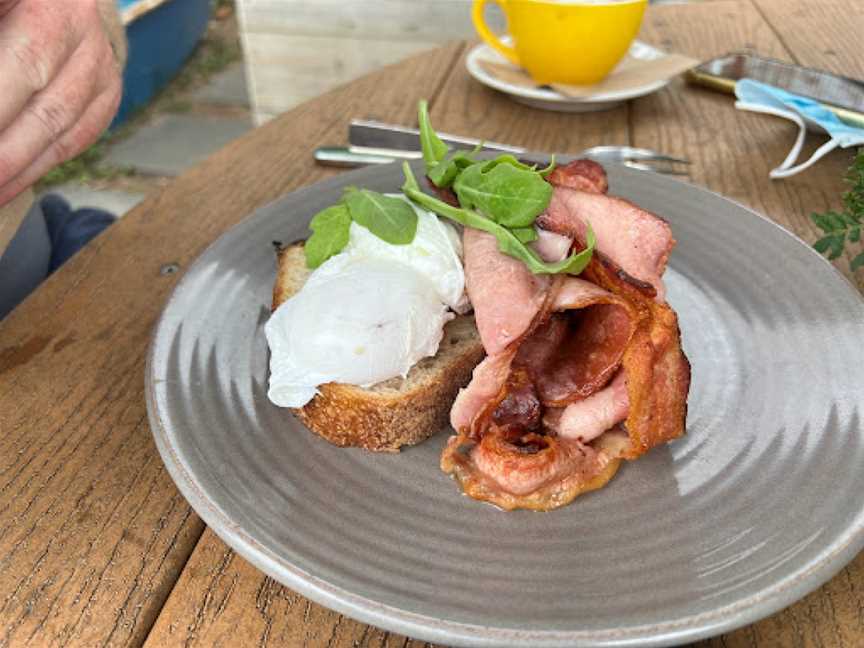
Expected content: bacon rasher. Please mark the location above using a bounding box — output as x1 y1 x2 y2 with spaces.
442 160 690 510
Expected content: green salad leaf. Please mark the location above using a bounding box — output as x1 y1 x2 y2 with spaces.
539 156 557 178
402 163 593 275
453 158 553 228
511 226 539 243
427 150 476 188
304 204 352 269
418 99 448 168
303 188 419 268
416 101 556 228
344 187 418 245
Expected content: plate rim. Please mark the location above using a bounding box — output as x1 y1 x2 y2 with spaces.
465 40 670 105
146 161 864 647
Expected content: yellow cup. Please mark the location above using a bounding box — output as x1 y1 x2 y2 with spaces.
472 0 648 85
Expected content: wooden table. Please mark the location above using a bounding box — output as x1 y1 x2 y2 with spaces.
2 1 862 646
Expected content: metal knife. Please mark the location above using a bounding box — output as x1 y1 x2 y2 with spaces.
349 119 525 153
314 119 526 167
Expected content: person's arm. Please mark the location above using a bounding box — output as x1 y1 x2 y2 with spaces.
0 0 126 207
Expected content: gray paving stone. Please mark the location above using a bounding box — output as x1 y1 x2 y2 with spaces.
191 62 249 106
103 114 253 176
43 184 146 218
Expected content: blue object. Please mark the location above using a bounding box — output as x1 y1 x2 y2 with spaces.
113 0 211 127
0 195 116 320
734 79 864 178
41 194 116 273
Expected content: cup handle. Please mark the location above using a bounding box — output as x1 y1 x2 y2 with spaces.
472 0 520 66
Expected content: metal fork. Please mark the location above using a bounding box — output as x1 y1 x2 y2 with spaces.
579 146 690 174
312 120 691 175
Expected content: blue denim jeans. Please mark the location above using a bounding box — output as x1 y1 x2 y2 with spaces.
0 195 115 320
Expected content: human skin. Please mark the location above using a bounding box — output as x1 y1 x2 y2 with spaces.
0 0 123 206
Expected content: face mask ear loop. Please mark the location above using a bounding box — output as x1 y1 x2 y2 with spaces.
767 138 841 179
735 101 807 172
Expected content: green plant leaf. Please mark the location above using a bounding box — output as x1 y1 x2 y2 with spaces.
815 233 846 259
453 158 553 228
427 150 476 187
811 150 864 262
402 163 421 192
402 163 592 275
511 227 538 243
813 236 832 254
418 100 448 169
483 154 535 172
831 234 846 259
539 155 556 178
811 212 836 233
344 188 418 245
830 212 848 229
851 251 864 273
305 204 352 269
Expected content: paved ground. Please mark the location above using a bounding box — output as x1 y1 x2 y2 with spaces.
103 112 253 177
42 9 250 219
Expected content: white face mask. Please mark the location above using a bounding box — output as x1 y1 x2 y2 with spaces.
735 79 864 179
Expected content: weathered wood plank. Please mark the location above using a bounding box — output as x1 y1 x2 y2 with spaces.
633 0 858 286
752 0 864 77
237 0 477 41
243 33 441 121
427 44 631 155
0 43 464 648
141 528 440 648
236 0 484 123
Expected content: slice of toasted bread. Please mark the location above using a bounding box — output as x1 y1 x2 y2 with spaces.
271 242 485 452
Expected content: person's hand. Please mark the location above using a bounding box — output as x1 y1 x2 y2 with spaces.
0 0 122 205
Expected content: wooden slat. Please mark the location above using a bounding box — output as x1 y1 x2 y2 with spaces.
236 0 484 124
752 0 864 77
0 42 464 648
632 0 858 287
237 0 477 42
243 33 441 120
428 44 631 154
141 528 439 648
633 3 864 646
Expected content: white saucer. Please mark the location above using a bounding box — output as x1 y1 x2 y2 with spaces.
466 40 671 112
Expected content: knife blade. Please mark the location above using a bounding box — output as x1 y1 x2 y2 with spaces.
314 145 422 167
349 119 525 154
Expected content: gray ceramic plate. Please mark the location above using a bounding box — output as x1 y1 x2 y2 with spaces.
146 162 864 647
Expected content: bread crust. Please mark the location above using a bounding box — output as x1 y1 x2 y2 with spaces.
270 243 484 452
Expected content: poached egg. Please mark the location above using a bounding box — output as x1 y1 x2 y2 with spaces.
265 197 466 408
